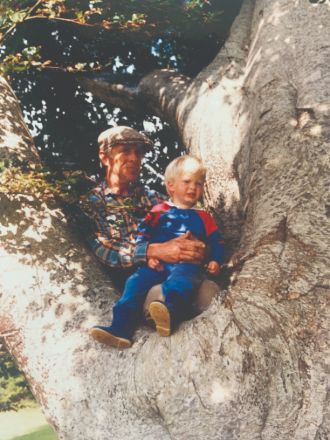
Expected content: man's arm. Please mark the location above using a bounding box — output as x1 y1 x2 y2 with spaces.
90 227 206 268
89 236 147 268
79 188 206 268
138 202 207 265
79 189 147 269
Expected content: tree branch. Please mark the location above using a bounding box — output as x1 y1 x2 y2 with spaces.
23 15 99 28
0 0 47 44
1 14 159 46
77 69 192 124
77 77 141 114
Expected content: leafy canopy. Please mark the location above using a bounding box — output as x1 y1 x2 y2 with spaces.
0 0 239 75
0 0 241 185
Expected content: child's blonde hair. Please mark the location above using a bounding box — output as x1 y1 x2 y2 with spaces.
164 155 206 194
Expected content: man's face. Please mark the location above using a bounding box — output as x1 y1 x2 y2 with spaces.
108 144 144 184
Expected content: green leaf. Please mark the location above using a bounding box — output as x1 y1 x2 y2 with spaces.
9 11 27 23
74 62 87 70
12 64 29 72
0 15 9 28
22 46 40 57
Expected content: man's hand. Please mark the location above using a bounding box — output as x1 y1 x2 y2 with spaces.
148 258 164 272
147 231 206 264
97 235 112 248
207 261 221 275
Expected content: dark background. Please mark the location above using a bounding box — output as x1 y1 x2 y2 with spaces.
1 0 242 190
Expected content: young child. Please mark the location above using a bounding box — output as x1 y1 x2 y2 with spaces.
90 155 224 348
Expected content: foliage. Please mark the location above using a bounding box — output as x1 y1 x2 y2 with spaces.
0 345 34 411
0 163 93 203
0 45 53 75
0 0 238 75
0 1 241 183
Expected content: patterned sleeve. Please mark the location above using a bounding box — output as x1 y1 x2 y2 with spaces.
88 236 148 268
79 189 147 268
135 211 160 244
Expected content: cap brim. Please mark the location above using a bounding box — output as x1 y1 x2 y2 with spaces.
100 139 153 153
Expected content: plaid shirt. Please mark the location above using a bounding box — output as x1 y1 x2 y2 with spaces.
80 180 166 268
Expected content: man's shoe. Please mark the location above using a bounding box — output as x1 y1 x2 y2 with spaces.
89 326 132 349
148 301 171 337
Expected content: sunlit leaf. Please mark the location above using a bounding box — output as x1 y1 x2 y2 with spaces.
9 11 27 24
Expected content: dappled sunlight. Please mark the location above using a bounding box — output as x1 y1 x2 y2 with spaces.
269 53 280 63
143 70 191 119
0 131 23 149
290 110 324 136
289 118 297 127
0 222 18 236
210 381 232 404
310 124 322 136
205 74 245 165
177 65 246 233
0 241 118 400
267 1 288 26
0 80 39 165
0 192 118 348
245 2 294 91
21 211 54 242
0 247 123 433
181 59 246 163
317 103 330 113
1 199 65 261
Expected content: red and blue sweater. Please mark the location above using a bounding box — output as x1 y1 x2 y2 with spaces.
136 202 225 264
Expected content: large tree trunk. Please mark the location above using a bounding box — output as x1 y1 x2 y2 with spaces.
1 0 329 439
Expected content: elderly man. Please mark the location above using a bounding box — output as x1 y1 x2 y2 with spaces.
81 126 218 341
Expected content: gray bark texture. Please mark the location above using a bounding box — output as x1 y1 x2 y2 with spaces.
1 0 329 439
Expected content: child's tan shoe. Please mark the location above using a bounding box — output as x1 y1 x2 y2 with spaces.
148 301 171 337
89 326 132 349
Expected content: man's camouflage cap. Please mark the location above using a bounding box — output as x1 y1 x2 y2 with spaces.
98 126 153 153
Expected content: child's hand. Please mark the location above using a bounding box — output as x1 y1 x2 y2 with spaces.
207 261 221 275
148 258 164 272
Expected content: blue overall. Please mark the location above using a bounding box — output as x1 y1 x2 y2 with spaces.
108 202 224 339
110 263 201 339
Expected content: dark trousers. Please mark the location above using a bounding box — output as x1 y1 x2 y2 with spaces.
110 263 202 339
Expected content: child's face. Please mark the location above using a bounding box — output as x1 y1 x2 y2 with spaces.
167 171 204 208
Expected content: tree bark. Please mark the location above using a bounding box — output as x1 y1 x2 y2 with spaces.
1 0 329 439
